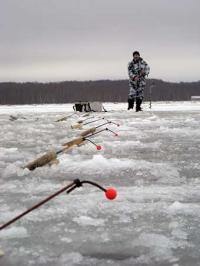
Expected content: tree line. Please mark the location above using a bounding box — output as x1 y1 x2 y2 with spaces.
0 79 200 104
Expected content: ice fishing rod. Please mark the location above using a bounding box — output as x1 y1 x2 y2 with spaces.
56 112 90 122
62 123 119 151
71 117 120 129
63 120 119 148
0 179 117 231
64 127 118 151
24 122 119 171
56 113 78 122
71 116 95 129
82 128 118 148
24 127 97 171
94 119 120 128
71 117 103 129
77 116 95 124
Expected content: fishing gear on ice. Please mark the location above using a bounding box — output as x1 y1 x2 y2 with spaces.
71 117 119 130
24 120 119 171
0 179 117 231
56 112 89 122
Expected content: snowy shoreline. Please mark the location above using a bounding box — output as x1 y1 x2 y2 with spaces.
0 101 200 114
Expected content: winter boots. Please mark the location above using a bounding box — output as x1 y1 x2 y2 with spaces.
128 97 143 112
136 98 143 112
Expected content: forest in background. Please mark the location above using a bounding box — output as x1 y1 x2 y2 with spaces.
0 79 200 104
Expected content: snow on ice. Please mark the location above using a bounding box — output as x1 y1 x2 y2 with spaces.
0 101 200 266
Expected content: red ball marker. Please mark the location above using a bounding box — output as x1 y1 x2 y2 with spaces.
105 188 117 200
96 145 102 150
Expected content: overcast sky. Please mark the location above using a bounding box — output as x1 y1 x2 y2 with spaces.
0 0 199 82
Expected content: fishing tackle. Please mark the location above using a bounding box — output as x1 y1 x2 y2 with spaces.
71 117 120 129
24 128 96 170
0 179 117 231
56 112 90 122
24 122 119 171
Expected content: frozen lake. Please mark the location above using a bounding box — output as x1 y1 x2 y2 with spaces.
0 101 200 266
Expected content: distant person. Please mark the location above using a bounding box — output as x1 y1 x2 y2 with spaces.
128 51 150 111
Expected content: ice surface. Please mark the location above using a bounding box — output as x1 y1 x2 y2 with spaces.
73 216 105 227
0 101 200 266
0 227 28 240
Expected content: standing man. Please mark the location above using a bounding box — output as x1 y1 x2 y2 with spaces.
128 51 150 111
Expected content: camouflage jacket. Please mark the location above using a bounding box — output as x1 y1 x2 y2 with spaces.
128 58 150 81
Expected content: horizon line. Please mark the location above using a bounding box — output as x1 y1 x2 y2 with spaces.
0 78 200 84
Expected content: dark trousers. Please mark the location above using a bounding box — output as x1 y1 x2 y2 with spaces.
128 98 134 109
136 98 142 112
128 97 143 111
